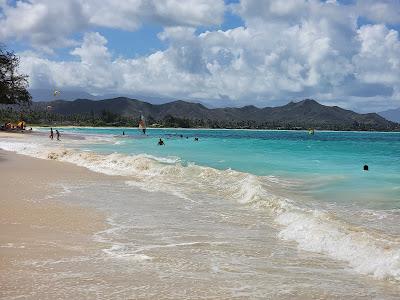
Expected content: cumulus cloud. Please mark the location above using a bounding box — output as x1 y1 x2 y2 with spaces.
353 24 400 85
356 0 400 24
0 0 225 51
86 0 225 30
0 0 87 52
10 0 400 111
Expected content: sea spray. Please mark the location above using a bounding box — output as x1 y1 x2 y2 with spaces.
1 138 399 281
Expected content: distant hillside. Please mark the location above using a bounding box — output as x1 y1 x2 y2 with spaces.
29 89 198 106
25 97 397 131
379 107 400 123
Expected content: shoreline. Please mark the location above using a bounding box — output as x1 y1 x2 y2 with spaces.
0 148 110 298
0 131 399 298
30 126 400 133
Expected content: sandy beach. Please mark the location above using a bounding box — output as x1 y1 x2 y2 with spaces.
0 139 109 299
1 130 399 299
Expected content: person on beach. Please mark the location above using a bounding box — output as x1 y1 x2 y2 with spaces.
49 128 54 140
55 130 60 141
158 138 165 146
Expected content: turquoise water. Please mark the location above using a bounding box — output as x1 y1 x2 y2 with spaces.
52 127 400 210
4 127 400 289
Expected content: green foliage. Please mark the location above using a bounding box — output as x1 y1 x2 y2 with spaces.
1 107 398 131
0 45 32 105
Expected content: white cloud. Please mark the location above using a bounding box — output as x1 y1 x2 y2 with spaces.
86 0 225 30
0 0 87 52
151 0 225 27
70 32 111 65
353 24 400 85
0 0 225 51
356 0 400 24
11 1 400 111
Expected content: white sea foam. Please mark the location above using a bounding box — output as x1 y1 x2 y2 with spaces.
276 211 400 280
102 244 152 261
0 243 25 249
1 138 399 280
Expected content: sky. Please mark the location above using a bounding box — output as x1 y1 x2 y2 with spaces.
1 0 400 112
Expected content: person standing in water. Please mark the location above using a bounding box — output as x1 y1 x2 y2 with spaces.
55 130 60 141
49 128 54 140
158 138 165 146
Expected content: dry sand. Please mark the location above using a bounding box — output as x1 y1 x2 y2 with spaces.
0 145 110 298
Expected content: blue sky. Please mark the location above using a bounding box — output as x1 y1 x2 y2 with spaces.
1 0 400 111
4 0 246 61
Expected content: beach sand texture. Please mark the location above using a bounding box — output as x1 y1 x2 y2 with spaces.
0 147 107 299
1 131 399 299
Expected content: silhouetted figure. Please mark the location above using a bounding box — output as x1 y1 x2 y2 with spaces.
55 130 60 141
158 138 165 146
49 128 54 140
194 137 199 141
122 131 125 135
363 165 369 171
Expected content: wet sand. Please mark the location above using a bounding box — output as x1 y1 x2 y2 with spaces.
0 147 108 298
1 131 400 299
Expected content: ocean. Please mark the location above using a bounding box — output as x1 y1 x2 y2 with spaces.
1 127 399 298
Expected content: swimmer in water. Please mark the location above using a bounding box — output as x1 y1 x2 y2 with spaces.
158 138 165 146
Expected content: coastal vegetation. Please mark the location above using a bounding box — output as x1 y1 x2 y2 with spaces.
1 100 399 131
0 45 31 105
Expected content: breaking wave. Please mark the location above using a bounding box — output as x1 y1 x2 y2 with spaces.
1 139 399 281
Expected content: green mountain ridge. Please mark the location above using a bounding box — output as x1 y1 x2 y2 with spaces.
31 97 395 129
2 97 397 130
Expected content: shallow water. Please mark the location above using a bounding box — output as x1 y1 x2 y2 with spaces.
49 128 400 209
1 128 400 299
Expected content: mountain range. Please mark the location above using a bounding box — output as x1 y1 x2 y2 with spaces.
378 107 400 123
30 89 400 123
30 97 398 130
28 89 219 107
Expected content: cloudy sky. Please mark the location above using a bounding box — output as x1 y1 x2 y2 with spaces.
1 0 400 111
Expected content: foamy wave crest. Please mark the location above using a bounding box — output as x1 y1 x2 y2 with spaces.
276 211 400 280
1 139 399 280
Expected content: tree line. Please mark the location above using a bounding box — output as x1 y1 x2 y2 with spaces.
1 106 398 131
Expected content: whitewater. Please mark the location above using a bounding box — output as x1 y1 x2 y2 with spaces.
1 128 399 298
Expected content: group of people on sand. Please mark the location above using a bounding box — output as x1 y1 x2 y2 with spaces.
49 128 60 141
1 122 32 132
